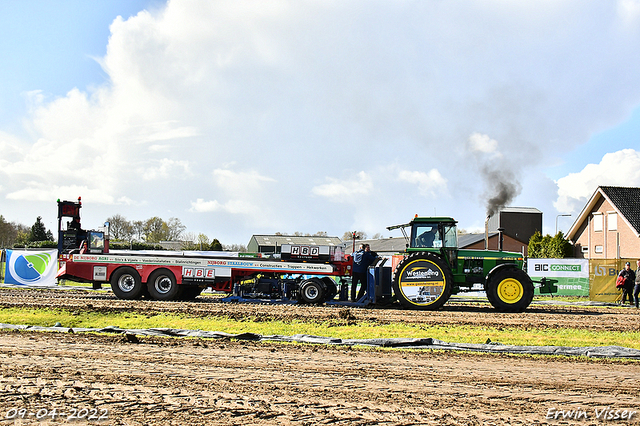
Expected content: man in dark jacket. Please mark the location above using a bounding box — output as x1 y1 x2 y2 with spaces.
619 262 636 306
351 244 377 302
634 259 640 309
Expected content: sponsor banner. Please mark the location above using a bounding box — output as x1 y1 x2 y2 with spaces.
71 254 334 274
589 259 635 303
3 249 59 286
528 259 589 296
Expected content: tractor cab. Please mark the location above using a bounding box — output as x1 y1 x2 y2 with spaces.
388 216 459 266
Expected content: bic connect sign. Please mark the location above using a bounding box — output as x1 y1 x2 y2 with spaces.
534 263 583 273
528 259 589 296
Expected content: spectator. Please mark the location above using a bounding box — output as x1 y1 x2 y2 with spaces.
635 259 640 309
351 243 377 302
618 261 636 306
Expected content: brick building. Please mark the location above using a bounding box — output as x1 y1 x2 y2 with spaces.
565 186 640 259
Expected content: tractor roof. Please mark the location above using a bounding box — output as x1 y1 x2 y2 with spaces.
387 216 457 231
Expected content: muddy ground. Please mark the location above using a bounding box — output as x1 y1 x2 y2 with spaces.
1 287 639 425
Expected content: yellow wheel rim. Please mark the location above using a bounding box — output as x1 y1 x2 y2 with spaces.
497 278 523 304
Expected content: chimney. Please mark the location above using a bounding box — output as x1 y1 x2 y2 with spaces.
484 216 490 250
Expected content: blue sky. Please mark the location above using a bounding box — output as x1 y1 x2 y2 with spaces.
0 1 159 131
1 0 640 245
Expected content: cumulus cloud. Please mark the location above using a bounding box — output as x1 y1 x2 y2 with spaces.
189 168 277 218
312 171 373 202
555 149 640 212
468 133 500 156
397 169 448 197
2 1 640 242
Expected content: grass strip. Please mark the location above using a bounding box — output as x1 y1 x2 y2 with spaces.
1 306 639 349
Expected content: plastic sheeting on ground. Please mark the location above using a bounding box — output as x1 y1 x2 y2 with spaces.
2 323 640 359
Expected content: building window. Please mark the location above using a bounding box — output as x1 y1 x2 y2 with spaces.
593 214 603 232
607 212 617 231
581 246 589 253
594 245 603 254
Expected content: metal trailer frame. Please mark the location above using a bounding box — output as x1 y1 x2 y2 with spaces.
220 257 393 308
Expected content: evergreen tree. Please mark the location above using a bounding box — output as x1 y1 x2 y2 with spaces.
528 231 573 258
209 238 223 251
28 216 54 242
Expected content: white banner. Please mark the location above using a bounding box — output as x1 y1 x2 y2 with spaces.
3 249 58 286
528 258 589 278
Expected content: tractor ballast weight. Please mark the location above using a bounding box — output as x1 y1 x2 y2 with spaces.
387 216 536 312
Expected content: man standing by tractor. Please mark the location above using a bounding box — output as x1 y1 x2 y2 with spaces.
351 244 377 302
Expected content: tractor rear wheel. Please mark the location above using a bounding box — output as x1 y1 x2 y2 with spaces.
299 278 326 304
392 252 452 310
485 268 534 312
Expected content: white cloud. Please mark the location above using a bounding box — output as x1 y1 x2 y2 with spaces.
468 133 500 156
139 158 192 180
189 168 277 218
555 149 640 212
7 184 117 205
190 198 255 215
312 171 373 202
618 0 640 24
397 169 448 197
2 1 640 241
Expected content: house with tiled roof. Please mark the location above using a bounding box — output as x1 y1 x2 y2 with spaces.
565 186 640 259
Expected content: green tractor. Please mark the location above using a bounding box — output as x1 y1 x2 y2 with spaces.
387 216 535 312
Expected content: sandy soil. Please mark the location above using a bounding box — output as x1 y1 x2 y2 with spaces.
1 287 639 425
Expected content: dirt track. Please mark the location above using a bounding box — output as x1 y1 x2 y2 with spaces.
1 287 640 425
0 287 639 332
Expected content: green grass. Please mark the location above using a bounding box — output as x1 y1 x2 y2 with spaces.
1 307 639 350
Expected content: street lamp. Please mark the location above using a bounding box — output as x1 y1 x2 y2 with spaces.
555 214 571 235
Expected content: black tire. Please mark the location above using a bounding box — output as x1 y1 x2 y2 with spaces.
110 267 144 300
180 286 204 300
147 269 181 301
392 252 452 310
321 277 338 302
299 278 326 304
485 268 534 312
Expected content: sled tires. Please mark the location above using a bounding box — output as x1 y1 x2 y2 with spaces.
110 267 145 300
299 278 326 304
147 269 181 301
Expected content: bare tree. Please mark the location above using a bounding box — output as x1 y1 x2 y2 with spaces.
0 216 28 248
342 231 367 241
131 220 145 242
223 243 247 252
166 217 186 241
106 214 133 241
143 217 166 243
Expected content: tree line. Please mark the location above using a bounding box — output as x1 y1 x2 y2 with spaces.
106 214 235 251
0 215 54 248
2 213 575 257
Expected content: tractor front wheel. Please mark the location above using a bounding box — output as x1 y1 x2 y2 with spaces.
486 268 534 312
